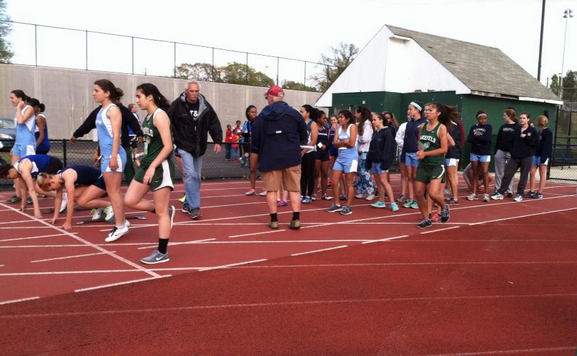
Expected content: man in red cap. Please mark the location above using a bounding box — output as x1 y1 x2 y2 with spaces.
251 85 307 229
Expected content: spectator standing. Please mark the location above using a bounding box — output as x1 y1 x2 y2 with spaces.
30 99 50 155
168 80 222 220
466 110 493 202
493 109 518 197
251 85 307 230
224 124 233 160
528 115 553 199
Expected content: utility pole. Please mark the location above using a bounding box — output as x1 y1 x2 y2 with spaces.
537 0 546 81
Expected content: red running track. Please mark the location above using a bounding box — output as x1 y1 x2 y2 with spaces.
0 177 576 355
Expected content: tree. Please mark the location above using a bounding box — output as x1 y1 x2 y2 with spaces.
551 70 577 103
311 42 359 92
173 62 222 82
0 0 13 63
220 62 274 86
281 80 318 92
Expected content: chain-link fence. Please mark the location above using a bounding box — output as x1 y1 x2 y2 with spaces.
0 140 255 190
550 89 577 182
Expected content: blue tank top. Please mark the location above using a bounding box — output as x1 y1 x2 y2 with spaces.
96 104 126 158
35 114 50 152
15 155 50 179
60 165 102 186
337 124 358 160
15 105 37 147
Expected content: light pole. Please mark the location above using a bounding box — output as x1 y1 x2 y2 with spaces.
560 8 573 99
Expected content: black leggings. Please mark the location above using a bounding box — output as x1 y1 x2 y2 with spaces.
300 152 316 197
499 156 532 195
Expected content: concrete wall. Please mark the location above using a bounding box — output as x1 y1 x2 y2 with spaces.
0 64 322 139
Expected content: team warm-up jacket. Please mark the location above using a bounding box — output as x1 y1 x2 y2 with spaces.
467 123 492 155
366 127 396 171
510 125 538 159
534 127 553 164
73 104 143 147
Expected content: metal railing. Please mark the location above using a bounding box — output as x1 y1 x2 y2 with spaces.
4 20 328 88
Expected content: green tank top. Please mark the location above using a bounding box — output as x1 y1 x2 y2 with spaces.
142 108 173 166
419 122 444 166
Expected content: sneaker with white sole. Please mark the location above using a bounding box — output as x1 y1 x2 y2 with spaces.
91 208 104 221
440 204 450 223
340 206 353 215
417 219 433 229
390 202 399 212
365 194 376 201
483 193 490 202
354 193 364 199
105 221 130 242
59 192 68 213
245 189 256 196
259 191 268 196
178 195 186 203
514 194 523 202
466 193 478 201
491 192 504 200
326 204 343 213
104 205 115 223
410 200 419 209
371 201 386 208
140 250 169 265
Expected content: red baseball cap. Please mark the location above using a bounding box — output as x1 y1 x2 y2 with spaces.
264 85 284 97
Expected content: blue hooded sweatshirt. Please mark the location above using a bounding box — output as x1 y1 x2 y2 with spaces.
251 101 307 172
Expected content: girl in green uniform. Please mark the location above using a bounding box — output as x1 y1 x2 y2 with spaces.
415 102 457 229
124 83 175 264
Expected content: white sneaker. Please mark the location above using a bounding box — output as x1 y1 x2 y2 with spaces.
483 193 490 202
466 193 478 201
59 192 68 213
104 206 115 223
355 193 364 199
105 220 130 242
259 190 268 196
91 208 104 221
365 194 376 201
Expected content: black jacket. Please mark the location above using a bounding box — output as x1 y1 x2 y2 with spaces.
467 123 492 155
446 122 462 159
494 123 518 154
535 128 553 163
251 101 307 171
168 92 222 157
73 104 143 147
366 127 396 171
510 125 538 158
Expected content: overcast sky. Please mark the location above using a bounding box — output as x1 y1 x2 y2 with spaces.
4 0 577 87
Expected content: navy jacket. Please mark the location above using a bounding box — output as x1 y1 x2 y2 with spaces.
494 123 518 154
403 117 427 154
534 127 553 163
251 101 307 171
366 127 396 171
510 125 538 158
73 104 143 147
446 122 462 159
467 123 492 155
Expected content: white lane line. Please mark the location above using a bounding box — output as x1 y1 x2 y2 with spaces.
0 296 40 306
0 233 69 242
0 269 142 276
0 202 160 278
75 275 171 293
198 258 268 272
362 235 409 244
291 245 348 257
0 219 38 226
136 238 216 250
0 226 58 230
469 206 577 226
425 346 577 356
3 292 576 319
229 229 285 239
420 226 461 235
237 261 577 269
30 251 114 264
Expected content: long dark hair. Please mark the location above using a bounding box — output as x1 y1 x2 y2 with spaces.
11 90 30 103
355 105 371 136
426 102 457 132
29 98 45 112
245 105 257 121
94 79 123 102
383 111 399 127
338 109 354 128
409 100 424 118
136 83 170 112
301 104 319 123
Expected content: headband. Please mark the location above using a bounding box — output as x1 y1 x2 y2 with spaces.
409 102 422 112
477 113 487 119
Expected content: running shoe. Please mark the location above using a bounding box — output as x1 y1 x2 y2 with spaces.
524 191 535 198
277 200 288 207
326 204 343 213
105 220 130 242
269 221 279 229
5 195 21 204
466 193 478 201
354 193 364 199
182 206 191 214
340 206 352 216
339 194 347 201
178 195 186 203
403 200 413 208
396 195 406 203
301 196 312 204
168 205 175 228
417 219 432 229
390 202 399 212
440 205 450 223
288 219 301 230
533 193 543 199
59 192 68 213
365 194 376 201
26 197 33 205
91 208 104 221
259 190 268 196
430 213 440 222
483 193 490 202
245 189 256 196
514 194 523 202
410 200 419 209
445 197 459 205
491 192 504 200
443 189 452 196
104 206 115 223
140 250 169 265
311 194 317 201
322 194 332 201
506 192 513 198
189 208 201 220
371 201 386 209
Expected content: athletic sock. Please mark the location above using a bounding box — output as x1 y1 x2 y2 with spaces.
158 238 169 254
293 212 300 220
270 213 278 222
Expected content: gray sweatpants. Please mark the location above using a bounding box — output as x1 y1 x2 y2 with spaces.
494 150 514 194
